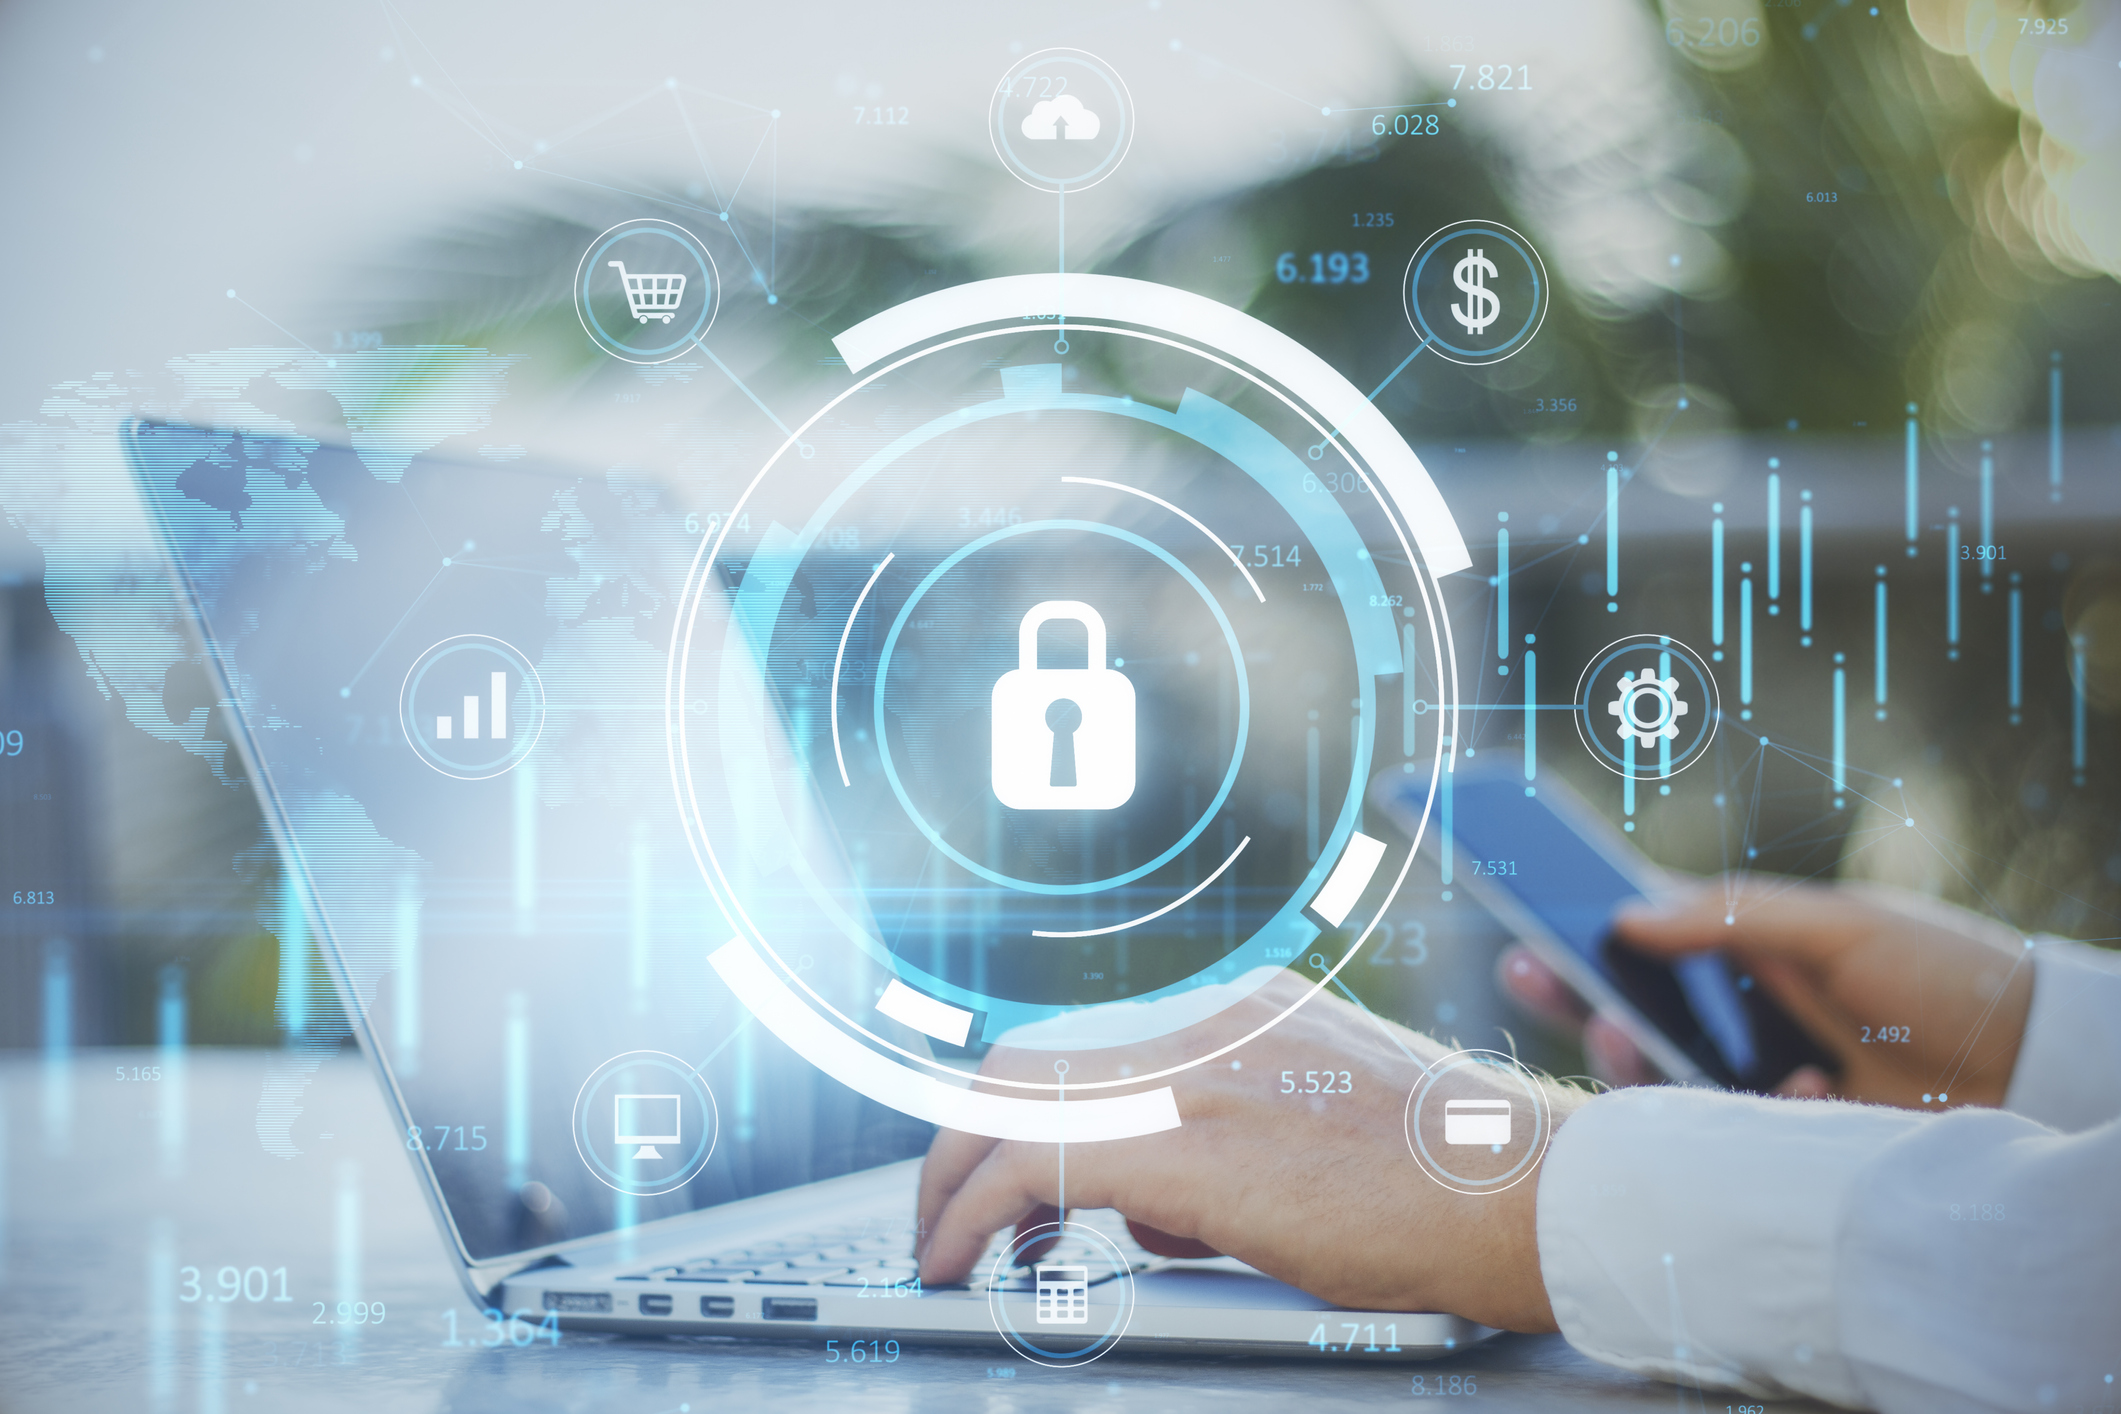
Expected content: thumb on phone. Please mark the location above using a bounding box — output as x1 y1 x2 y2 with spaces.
1611 878 1858 1067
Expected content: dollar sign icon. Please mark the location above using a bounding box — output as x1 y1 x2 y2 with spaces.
1451 247 1501 336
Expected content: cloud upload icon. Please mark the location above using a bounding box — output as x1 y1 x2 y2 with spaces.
1021 94 1101 141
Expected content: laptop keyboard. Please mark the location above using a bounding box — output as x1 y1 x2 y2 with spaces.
618 1215 1155 1292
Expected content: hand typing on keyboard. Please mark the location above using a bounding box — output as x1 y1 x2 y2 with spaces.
913 967 1589 1332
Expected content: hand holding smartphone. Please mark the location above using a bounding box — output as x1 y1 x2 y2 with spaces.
1370 765 1830 1093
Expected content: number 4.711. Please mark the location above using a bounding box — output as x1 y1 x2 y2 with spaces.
1311 1321 1402 1352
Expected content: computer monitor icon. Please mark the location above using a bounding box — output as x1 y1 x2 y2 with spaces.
613 1093 681 1159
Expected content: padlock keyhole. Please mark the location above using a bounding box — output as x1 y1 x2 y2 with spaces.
1045 698 1083 788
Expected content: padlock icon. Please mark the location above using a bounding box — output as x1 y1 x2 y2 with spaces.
990 601 1136 810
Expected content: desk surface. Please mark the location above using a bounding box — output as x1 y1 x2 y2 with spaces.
0 1050 1832 1413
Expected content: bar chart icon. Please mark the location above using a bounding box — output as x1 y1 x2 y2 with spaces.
400 635 545 780
435 673 510 741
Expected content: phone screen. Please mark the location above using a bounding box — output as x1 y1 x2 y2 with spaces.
1445 774 1823 1092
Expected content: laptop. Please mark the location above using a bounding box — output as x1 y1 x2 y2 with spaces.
122 411 1488 1362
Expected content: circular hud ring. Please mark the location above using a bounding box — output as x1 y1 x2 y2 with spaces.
666 274 1467 1139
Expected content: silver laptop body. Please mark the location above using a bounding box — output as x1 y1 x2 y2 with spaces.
123 415 1486 1361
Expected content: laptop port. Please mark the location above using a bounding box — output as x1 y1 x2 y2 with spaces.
638 1294 673 1316
761 1298 818 1321
701 1296 735 1318
542 1292 612 1313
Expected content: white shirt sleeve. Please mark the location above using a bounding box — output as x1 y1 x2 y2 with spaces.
2004 940 2121 1131
1535 944 2121 1412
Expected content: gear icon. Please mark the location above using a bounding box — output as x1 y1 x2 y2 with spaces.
1607 669 1688 750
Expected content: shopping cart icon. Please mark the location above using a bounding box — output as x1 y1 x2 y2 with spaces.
1033 1263 1090 1325
607 260 686 324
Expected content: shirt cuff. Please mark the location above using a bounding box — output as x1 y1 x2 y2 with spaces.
2004 940 2121 1131
1537 1085 1921 1408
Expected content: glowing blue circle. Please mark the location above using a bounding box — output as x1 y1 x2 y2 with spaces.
578 224 717 361
1406 224 1543 363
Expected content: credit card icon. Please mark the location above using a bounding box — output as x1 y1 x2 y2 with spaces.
1443 1098 1511 1146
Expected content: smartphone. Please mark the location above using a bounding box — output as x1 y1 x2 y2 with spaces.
1370 765 1830 1093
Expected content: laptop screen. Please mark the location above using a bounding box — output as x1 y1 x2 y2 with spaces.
124 418 934 1263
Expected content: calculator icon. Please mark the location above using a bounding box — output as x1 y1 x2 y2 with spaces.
1033 1263 1090 1325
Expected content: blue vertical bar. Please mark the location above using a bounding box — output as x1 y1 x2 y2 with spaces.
1874 569 1889 715
335 1163 361 1360
43 940 70 1055
1659 650 1674 778
1305 723 1321 861
1904 403 1920 551
278 872 308 1038
1220 814 1237 945
931 856 948 977
736 1018 756 1143
2049 353 2062 502
158 965 185 1048
1947 511 1960 652
2009 581 2023 721
982 795 1000 995
615 1187 639 1263
1740 573 1753 706
1440 747 1454 890
1832 666 1847 796
1623 733 1636 823
1711 508 1725 647
1605 464 1619 608
629 822 651 1015
1766 471 1781 604
158 965 185 1178
1523 651 1537 781
200 1298 226 1414
505 993 529 1192
1980 444 1995 583
513 759 538 936
393 874 420 1078
1496 524 1510 662
2072 635 2087 782
148 1219 176 1412
1401 624 1418 757
43 938 71 1155
1800 493 1814 634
